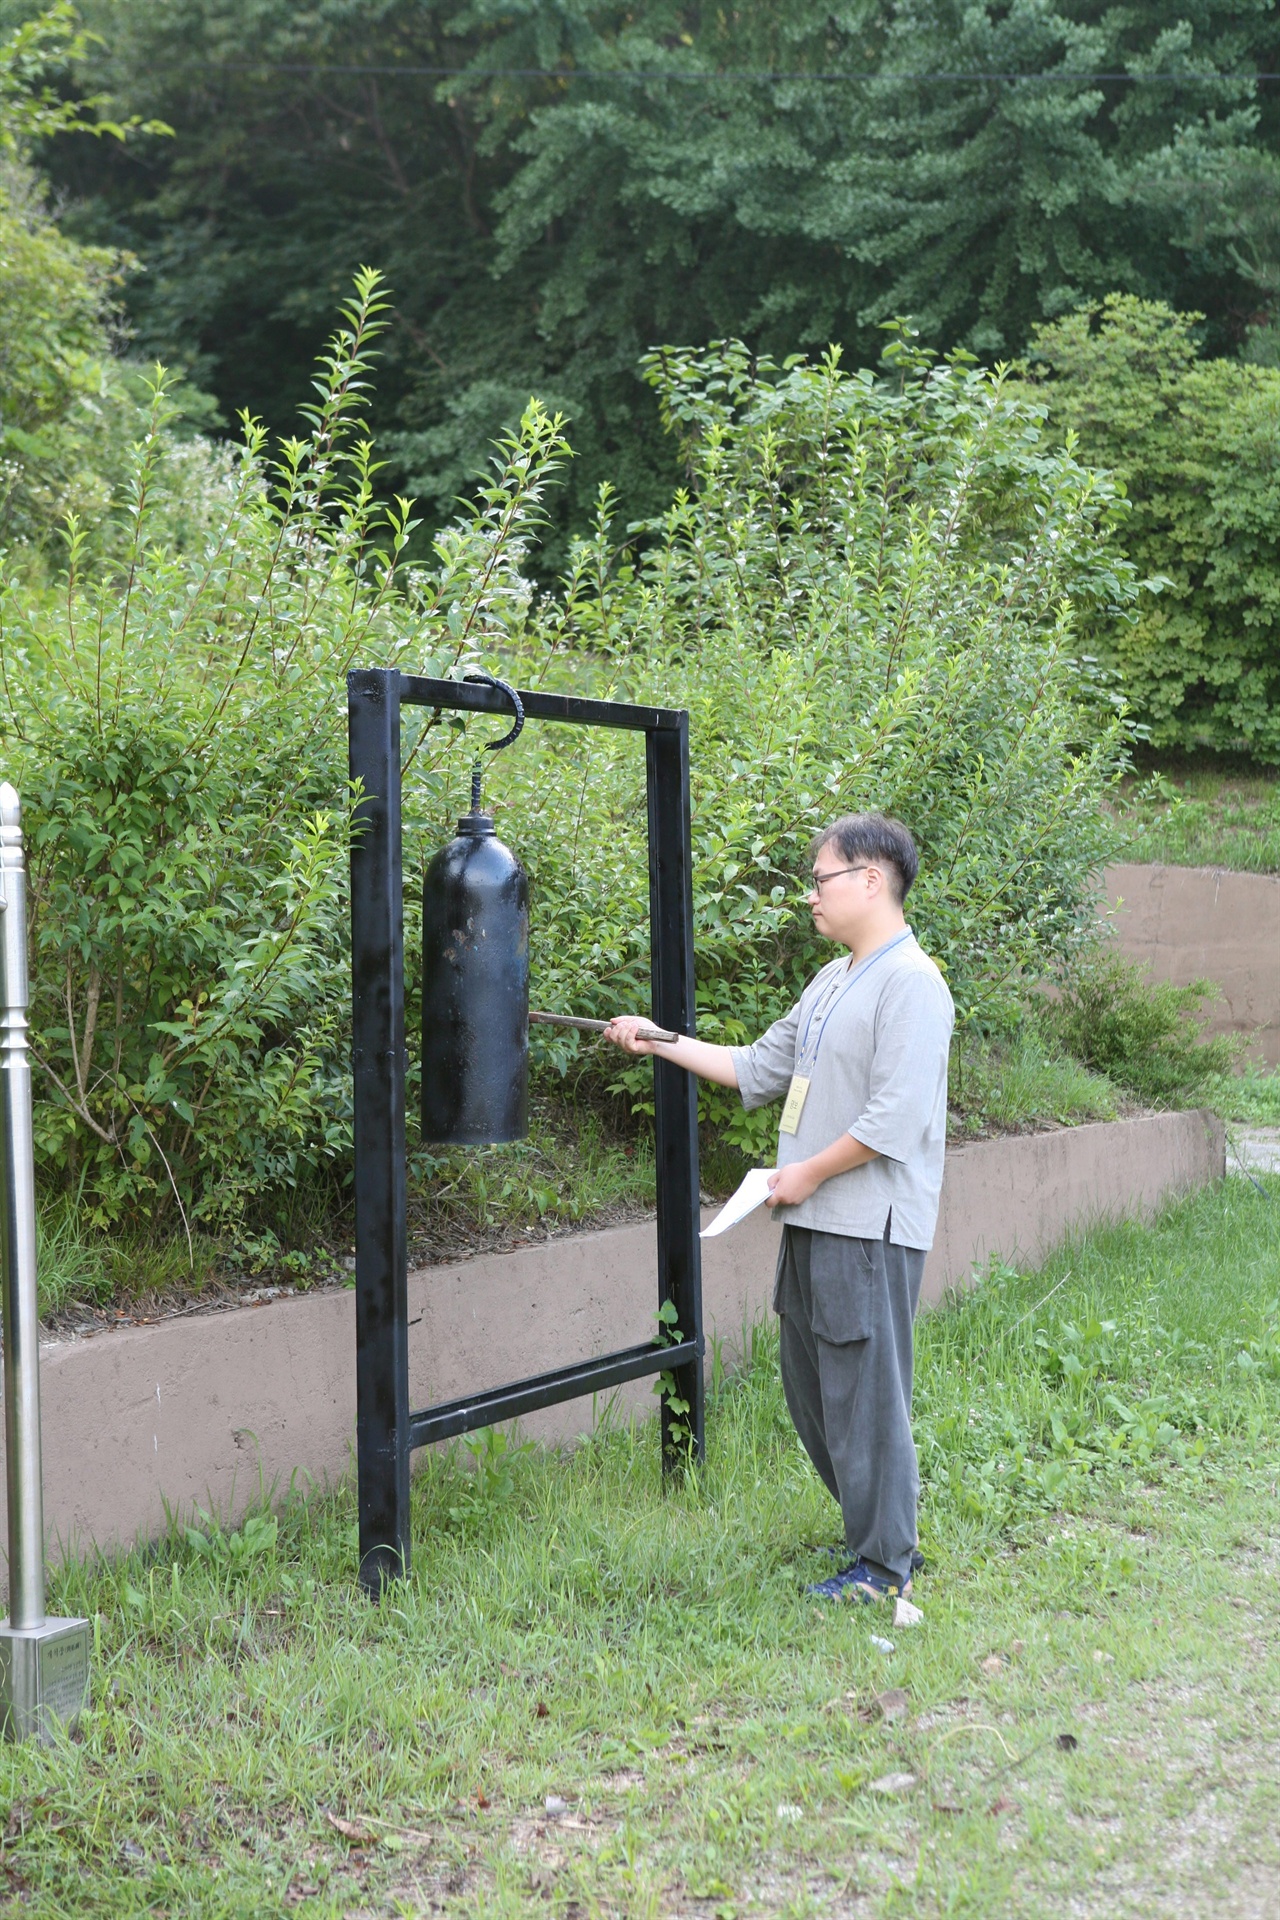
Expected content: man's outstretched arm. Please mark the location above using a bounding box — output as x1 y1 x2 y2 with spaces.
603 1016 739 1089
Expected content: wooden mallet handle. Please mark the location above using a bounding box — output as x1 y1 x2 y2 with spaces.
529 1011 681 1044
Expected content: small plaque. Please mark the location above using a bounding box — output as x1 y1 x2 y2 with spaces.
40 1626 90 1725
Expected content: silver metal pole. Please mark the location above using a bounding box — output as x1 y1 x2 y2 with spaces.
0 782 45 1629
0 785 87 1740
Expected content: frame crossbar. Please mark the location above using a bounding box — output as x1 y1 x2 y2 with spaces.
408 1339 700 1450
348 669 705 1596
399 674 680 733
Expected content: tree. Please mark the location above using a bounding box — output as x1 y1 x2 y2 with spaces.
0 5 135 546
27 0 1280 544
0 151 123 544
32 0 560 525
1135 126 1280 363
0 4 215 555
1023 295 1280 761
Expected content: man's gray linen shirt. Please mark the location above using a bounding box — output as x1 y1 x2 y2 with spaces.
730 931 954 1250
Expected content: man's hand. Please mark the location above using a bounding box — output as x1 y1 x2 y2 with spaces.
766 1131 880 1207
603 1015 662 1056
601 1021 739 1087
766 1161 822 1208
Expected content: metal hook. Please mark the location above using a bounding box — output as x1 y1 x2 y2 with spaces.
464 672 525 753
462 673 524 817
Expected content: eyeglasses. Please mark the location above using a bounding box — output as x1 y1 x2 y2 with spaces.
808 864 870 893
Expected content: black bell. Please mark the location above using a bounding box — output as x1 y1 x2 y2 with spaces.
421 771 529 1146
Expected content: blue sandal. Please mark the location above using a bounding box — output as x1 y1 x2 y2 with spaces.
806 1557 911 1603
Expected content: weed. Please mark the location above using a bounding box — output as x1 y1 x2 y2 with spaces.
653 1296 695 1453
183 1510 279 1581
443 1428 536 1532
1206 1063 1280 1124
461 1427 532 1507
1042 948 1240 1104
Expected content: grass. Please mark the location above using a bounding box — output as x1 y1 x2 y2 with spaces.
1203 1064 1280 1127
1118 756 1280 872
411 1099 656 1246
35 1201 224 1321
947 1028 1123 1139
33 1096 658 1324
12 1173 1279 1917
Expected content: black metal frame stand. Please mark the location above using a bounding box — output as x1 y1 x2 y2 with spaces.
348 669 704 1596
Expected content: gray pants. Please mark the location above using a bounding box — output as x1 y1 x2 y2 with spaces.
774 1222 925 1587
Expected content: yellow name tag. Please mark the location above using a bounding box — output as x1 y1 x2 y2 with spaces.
779 1074 811 1135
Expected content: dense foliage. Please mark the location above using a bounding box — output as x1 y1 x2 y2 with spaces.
512 332 1140 1157
0 6 136 548
0 148 120 545
0 271 1137 1230
0 271 519 1230
25 0 1280 545
1024 296 1280 761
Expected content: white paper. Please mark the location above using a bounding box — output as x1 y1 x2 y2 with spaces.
699 1167 778 1238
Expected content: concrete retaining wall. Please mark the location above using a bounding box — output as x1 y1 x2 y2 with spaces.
1105 863 1280 1065
6 1109 1222 1578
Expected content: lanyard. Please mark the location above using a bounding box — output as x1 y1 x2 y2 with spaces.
797 929 912 1071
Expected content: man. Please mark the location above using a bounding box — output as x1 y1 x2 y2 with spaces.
605 812 953 1605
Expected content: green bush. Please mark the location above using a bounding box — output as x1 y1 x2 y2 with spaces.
492 335 1139 1152
1022 295 1280 762
2 279 1142 1235
1042 950 1239 1107
0 269 567 1232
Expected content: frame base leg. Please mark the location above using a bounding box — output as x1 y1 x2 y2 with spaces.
358 1546 409 1601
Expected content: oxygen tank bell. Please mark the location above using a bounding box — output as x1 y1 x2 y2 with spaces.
421 676 529 1145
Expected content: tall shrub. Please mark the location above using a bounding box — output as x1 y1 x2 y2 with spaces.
1023 295 1280 762
2 291 1137 1228
0 270 569 1229
465 339 1137 1152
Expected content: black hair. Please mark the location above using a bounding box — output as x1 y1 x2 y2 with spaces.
809 812 919 903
